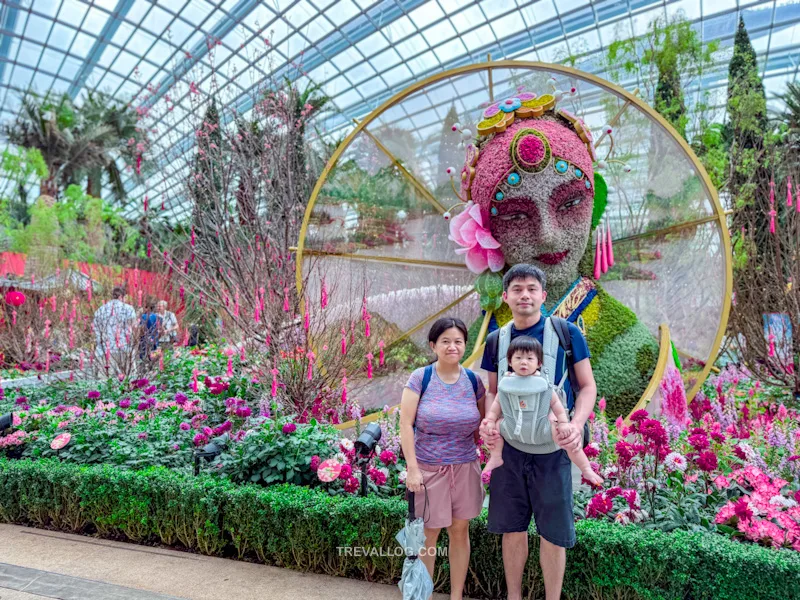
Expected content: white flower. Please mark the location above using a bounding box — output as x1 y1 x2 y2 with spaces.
664 452 687 473
379 467 389 478
335 452 347 464
374 444 382 455
770 495 797 508
340 438 354 452
398 469 407 483
614 512 630 525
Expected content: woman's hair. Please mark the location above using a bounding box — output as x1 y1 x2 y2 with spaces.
507 335 544 365
427 317 469 345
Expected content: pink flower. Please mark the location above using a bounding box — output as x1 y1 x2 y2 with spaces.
282 422 297 434
449 203 504 273
318 459 342 482
379 449 397 465
339 463 353 479
598 397 606 412
713 475 731 489
87 390 101 400
310 455 321 471
119 398 131 409
629 409 649 423
688 433 710 451
180 422 190 431
193 433 208 447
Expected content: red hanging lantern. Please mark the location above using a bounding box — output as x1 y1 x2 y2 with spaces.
5 291 26 307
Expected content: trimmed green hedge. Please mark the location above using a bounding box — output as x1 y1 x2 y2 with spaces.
1 459 799 599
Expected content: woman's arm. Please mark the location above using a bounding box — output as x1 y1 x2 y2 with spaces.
400 387 423 492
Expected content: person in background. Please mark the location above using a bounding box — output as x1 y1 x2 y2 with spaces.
138 298 162 360
92 286 136 374
156 300 178 346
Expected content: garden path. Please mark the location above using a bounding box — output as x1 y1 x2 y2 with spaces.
0 524 459 600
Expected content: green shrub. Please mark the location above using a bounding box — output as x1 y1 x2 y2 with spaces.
1 459 798 599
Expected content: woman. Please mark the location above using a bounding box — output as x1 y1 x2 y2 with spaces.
400 317 486 600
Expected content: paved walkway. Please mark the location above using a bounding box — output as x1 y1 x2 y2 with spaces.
0 524 454 600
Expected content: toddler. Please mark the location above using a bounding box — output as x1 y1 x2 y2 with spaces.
482 335 603 486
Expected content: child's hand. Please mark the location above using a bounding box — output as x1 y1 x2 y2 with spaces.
556 422 571 439
484 418 497 436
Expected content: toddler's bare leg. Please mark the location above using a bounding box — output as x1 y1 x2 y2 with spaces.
566 446 603 486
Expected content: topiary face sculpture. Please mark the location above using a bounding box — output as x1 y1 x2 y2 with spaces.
450 90 606 300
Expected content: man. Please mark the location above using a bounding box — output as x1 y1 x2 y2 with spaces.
93 287 136 374
479 264 597 600
156 300 178 346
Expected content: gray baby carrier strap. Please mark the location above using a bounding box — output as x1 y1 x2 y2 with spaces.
497 319 569 397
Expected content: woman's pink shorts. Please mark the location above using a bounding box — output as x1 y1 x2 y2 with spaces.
415 459 484 529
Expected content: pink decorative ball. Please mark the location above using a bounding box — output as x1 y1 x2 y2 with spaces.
5 291 25 307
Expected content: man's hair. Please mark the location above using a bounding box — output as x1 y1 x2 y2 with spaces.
112 286 125 299
507 335 544 366
502 264 547 292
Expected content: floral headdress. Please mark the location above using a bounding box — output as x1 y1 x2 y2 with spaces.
444 80 628 284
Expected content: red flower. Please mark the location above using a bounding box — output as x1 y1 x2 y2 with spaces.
310 455 320 471
282 423 297 435
339 463 353 479
695 451 718 472
630 409 649 423
615 440 635 469
379 449 397 465
584 444 599 459
733 445 747 461
710 432 726 444
343 477 359 493
586 493 613 518
688 434 710 451
639 419 668 447
733 497 753 521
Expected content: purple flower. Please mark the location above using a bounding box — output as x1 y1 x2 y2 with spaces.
87 390 101 400
116 410 127 420
235 406 252 419
282 423 297 435
137 432 148 440
136 402 150 411
179 422 190 431
15 396 28 405
174 393 188 405
193 433 208 447
132 378 149 389
119 398 131 409
143 385 157 395
172 443 180 450
53 404 67 414
202 426 213 437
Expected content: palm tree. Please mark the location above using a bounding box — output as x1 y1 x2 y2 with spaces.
4 90 141 203
79 90 141 202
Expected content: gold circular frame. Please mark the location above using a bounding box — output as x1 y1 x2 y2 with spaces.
296 60 732 411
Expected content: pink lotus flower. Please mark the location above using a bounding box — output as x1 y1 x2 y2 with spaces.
449 203 504 273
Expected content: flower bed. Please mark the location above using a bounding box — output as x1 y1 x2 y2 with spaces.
576 365 800 551
0 458 798 600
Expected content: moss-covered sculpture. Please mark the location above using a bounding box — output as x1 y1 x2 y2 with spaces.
451 88 657 420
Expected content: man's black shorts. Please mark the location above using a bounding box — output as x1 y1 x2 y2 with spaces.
487 441 576 548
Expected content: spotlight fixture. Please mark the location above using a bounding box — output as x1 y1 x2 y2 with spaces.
354 422 382 496
0 413 13 435
193 433 229 475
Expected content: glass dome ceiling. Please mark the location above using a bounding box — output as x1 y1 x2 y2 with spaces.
1 0 799 220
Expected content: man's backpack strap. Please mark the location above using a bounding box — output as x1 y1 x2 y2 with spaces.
550 316 580 396
497 322 513 383
549 316 590 450
420 364 480 399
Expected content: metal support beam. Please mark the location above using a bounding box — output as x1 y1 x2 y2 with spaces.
68 0 136 98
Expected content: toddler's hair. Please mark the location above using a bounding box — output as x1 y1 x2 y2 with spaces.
506 335 544 366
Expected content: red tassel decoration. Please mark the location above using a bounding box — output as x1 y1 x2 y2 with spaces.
606 221 614 267
593 227 602 280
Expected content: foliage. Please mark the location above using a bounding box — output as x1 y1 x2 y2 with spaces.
1 459 799 599
604 12 720 141
3 90 147 201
